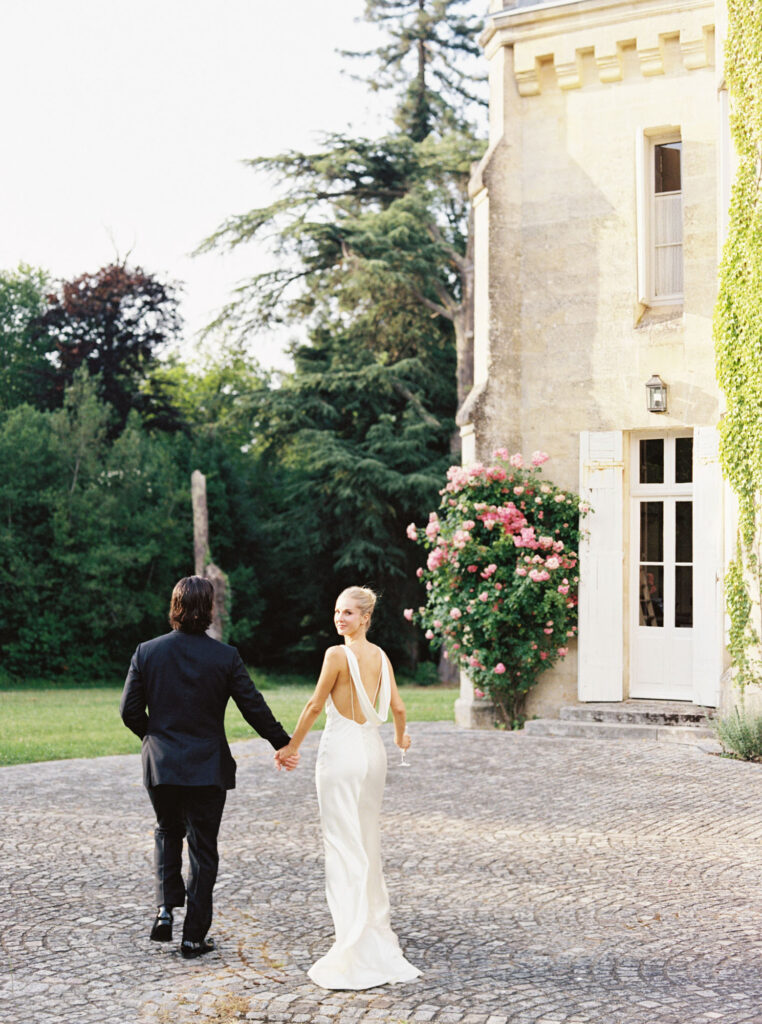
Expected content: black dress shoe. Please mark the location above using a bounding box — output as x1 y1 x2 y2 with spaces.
150 906 173 942
180 937 215 960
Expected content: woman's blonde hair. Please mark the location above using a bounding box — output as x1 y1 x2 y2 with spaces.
338 586 378 628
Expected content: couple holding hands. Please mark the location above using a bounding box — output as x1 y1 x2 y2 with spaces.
120 576 420 990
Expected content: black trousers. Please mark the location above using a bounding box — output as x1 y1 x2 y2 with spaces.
146 784 227 942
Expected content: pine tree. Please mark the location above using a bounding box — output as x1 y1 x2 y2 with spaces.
197 0 487 668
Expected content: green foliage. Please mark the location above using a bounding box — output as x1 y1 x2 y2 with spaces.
0 264 52 411
32 262 183 433
714 0 762 689
715 704 762 761
407 450 583 722
343 0 486 141
0 370 190 677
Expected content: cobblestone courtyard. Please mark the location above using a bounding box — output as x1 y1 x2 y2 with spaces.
3 722 762 1024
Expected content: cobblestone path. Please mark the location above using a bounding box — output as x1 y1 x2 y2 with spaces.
3 722 762 1024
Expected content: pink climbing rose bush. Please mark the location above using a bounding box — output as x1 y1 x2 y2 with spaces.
405 449 583 723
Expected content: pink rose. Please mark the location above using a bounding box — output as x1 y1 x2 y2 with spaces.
494 663 506 674
425 629 434 639
450 608 462 619
557 585 569 595
467 565 478 573
557 647 568 657
433 619 442 628
509 453 523 468
531 451 549 466
554 494 566 502
543 628 553 635
403 608 414 621
479 592 489 602
545 556 560 570
539 651 548 660
513 485 524 495
416 567 424 578
495 582 503 590
492 447 510 460
474 688 485 698
516 567 528 577
406 523 417 540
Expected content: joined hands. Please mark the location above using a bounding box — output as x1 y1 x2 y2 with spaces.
274 744 300 771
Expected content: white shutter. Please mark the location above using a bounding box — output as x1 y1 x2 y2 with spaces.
693 427 724 708
578 431 624 701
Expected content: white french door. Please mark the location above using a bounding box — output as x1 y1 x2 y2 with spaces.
630 433 694 701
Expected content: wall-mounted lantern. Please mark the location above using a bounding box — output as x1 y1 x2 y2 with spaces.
646 374 667 413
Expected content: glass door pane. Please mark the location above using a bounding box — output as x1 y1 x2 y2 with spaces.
675 501 693 628
639 501 664 627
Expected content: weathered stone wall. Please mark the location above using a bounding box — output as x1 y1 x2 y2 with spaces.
465 0 719 717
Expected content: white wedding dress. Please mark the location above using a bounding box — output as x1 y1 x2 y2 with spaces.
308 646 421 990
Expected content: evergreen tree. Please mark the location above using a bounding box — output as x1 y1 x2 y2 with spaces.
197 0 487 668
344 0 485 141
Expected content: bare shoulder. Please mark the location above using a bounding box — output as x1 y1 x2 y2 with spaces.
373 644 395 672
323 645 347 664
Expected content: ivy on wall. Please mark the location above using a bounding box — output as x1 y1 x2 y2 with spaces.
714 0 762 688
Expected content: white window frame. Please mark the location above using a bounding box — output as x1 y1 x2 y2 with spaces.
636 127 684 307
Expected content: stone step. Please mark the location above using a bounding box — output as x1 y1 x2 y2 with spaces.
558 701 715 728
523 718 716 745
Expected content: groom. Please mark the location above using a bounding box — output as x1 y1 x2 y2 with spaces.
120 575 298 959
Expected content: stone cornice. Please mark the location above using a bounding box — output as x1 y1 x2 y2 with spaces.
482 0 715 95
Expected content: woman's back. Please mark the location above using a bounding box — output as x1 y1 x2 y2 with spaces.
327 642 384 724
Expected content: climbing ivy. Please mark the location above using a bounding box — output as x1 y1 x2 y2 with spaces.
714 0 762 689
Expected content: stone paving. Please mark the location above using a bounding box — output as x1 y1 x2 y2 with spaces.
3 722 762 1024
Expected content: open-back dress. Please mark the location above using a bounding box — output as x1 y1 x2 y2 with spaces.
307 645 421 990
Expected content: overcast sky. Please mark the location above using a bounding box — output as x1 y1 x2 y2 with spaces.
0 0 487 369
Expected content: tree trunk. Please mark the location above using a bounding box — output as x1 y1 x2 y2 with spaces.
191 469 229 640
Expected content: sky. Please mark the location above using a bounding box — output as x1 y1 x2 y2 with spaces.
0 0 487 370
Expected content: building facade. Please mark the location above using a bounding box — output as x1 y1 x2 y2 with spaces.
458 0 732 724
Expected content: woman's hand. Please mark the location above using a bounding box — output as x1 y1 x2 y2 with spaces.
395 732 411 752
274 744 300 771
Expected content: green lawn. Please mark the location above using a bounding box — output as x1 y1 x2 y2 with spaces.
0 675 457 766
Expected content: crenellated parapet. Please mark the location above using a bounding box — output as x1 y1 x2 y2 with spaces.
484 0 715 96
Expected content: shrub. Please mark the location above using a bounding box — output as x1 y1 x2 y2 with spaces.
405 449 584 723
715 705 762 761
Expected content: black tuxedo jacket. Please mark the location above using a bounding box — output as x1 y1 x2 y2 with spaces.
120 630 290 790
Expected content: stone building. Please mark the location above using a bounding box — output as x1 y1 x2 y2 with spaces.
456 0 732 725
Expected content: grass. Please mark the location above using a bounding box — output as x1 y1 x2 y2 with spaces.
0 672 457 766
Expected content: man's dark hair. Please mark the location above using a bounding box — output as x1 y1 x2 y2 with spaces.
169 576 214 635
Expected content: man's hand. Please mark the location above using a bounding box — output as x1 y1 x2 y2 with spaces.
274 744 300 772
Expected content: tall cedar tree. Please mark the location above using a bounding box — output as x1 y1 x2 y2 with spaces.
33 262 184 433
343 0 484 141
199 0 486 667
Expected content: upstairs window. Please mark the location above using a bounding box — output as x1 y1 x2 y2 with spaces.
637 130 684 307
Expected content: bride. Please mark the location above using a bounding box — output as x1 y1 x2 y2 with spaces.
274 586 421 990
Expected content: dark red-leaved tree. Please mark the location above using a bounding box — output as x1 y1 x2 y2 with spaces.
35 262 183 432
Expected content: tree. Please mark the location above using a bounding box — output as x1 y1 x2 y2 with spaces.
344 0 485 141
32 262 184 432
199 2 486 410
0 370 190 677
0 264 53 412
193 1 487 668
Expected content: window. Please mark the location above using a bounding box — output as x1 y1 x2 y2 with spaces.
636 131 684 307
